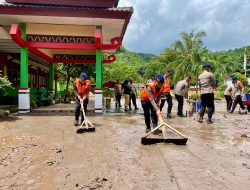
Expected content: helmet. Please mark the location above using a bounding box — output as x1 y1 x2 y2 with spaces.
164 70 172 74
156 74 165 83
80 72 88 79
231 76 238 81
202 64 211 68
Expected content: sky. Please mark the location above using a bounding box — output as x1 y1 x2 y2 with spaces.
118 0 250 54
1 0 250 54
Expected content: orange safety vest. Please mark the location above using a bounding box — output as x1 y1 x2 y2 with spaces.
140 82 163 102
74 78 91 97
162 78 170 93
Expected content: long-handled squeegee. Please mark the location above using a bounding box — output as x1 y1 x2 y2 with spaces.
141 116 188 145
76 98 95 133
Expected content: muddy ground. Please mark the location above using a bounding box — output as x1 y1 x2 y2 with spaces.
0 100 249 190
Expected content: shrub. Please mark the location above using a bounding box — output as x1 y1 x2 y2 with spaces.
189 93 200 100
235 73 248 87
103 87 114 97
0 77 13 96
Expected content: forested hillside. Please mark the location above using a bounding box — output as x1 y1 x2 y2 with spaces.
103 30 250 86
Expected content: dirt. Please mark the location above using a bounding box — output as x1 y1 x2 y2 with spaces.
0 100 250 190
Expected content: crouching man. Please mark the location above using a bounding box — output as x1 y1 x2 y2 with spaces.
230 76 247 114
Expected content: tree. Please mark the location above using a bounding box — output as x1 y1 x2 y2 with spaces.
157 30 208 88
0 77 13 96
103 61 143 82
205 52 236 84
57 63 95 102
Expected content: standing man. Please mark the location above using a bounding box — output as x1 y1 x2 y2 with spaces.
73 72 91 126
122 80 131 111
230 77 247 113
129 79 138 110
140 74 165 133
147 74 156 84
198 64 216 124
224 84 233 112
160 70 173 118
174 76 192 117
114 80 122 108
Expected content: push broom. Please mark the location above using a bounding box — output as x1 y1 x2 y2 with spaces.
76 98 95 133
141 115 188 145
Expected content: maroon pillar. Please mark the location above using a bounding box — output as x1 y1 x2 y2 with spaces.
0 53 6 77
36 68 40 88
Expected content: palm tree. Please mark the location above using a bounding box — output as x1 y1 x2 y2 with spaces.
206 53 231 82
157 30 208 91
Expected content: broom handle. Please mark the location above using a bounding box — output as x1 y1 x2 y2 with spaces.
164 122 186 138
80 98 86 118
143 124 164 138
80 98 89 128
80 98 95 128
143 114 164 138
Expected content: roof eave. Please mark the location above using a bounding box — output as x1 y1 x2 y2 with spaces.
0 5 133 20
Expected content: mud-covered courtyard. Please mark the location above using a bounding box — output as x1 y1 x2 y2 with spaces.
0 101 250 190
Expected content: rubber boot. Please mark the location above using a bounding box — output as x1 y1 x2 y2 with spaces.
74 120 79 126
198 117 203 123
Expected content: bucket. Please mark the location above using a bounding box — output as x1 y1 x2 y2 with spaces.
196 100 201 112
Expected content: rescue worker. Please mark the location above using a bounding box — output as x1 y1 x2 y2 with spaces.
73 72 91 126
114 80 122 108
198 64 216 124
174 76 191 117
160 70 173 118
230 77 247 113
224 84 234 112
122 79 131 111
129 79 138 110
140 74 165 133
147 74 156 84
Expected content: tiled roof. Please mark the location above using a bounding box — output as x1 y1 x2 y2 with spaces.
0 2 133 13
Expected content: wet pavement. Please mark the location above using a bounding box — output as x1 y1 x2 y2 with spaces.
0 99 250 190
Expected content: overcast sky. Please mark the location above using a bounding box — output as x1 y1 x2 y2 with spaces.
1 0 250 54
119 0 250 54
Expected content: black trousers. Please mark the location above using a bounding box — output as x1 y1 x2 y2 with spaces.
175 94 184 115
75 98 89 121
200 93 214 120
129 93 138 109
115 93 122 107
141 100 158 129
224 95 232 111
231 95 245 112
160 92 173 114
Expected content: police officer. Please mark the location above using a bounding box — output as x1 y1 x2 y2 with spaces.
160 70 173 118
140 74 165 133
198 64 216 124
73 72 91 126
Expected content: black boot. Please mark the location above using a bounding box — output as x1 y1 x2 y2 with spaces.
207 119 213 124
167 113 173 119
198 117 203 123
145 125 151 133
74 120 79 126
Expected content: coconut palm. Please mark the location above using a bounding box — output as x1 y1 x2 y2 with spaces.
157 30 208 89
205 53 231 82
